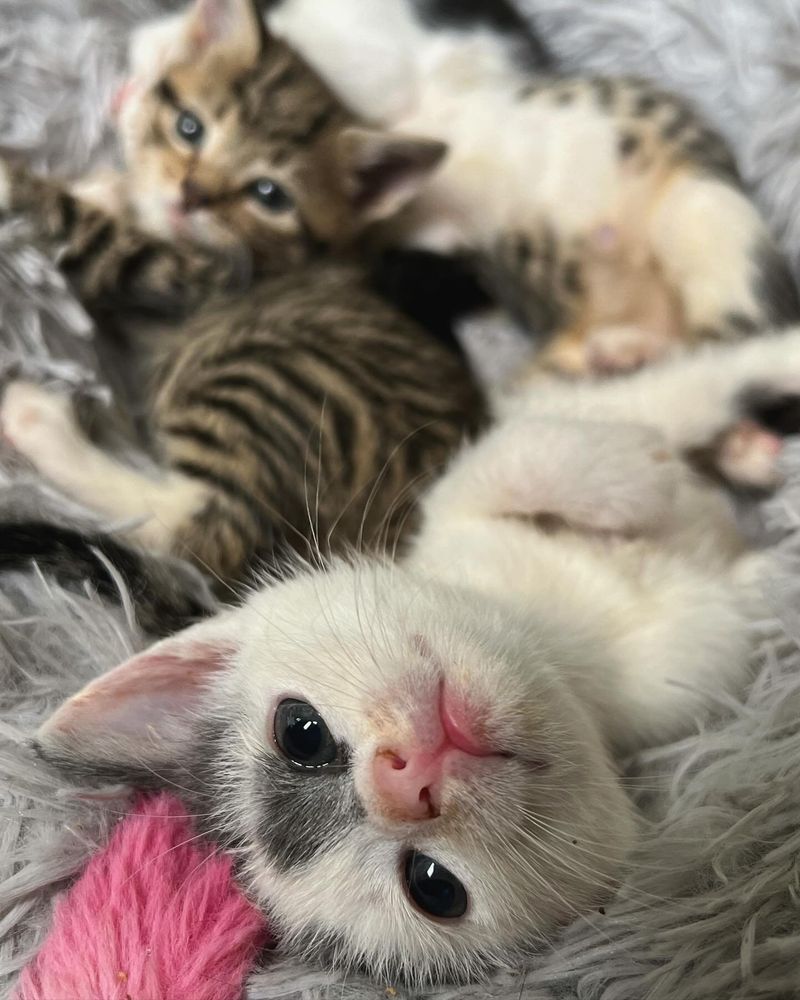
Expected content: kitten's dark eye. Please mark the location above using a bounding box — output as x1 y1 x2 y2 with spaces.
404 851 468 919
176 110 205 146
249 177 293 213
274 699 338 768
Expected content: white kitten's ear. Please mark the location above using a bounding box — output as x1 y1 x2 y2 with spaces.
185 0 265 65
337 127 448 222
36 612 242 783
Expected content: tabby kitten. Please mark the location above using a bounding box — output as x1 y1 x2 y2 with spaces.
269 0 800 376
0 0 481 591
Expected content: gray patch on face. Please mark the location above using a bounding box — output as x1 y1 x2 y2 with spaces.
254 748 365 871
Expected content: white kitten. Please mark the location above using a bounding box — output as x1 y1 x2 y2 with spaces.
267 0 797 374
36 329 800 985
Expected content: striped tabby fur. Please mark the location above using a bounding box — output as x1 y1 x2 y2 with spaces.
0 0 482 595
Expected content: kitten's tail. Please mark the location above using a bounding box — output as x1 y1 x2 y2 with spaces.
0 520 217 635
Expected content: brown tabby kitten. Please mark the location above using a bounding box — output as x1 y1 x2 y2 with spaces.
0 0 482 590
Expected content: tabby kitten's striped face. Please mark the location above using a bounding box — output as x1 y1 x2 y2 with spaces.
115 0 447 267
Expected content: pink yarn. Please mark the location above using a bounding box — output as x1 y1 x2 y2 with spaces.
15 792 269 1000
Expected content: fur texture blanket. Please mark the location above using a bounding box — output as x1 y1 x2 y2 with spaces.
3 2 800 998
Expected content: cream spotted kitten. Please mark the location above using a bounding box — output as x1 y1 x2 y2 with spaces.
35 328 800 986
266 0 800 375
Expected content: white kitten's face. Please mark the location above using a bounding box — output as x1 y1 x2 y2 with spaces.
38 561 635 985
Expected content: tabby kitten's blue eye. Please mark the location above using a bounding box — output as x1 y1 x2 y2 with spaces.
176 110 204 146
249 178 293 213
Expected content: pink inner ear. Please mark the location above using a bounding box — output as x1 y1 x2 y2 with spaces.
191 0 230 49
110 80 136 119
47 643 233 740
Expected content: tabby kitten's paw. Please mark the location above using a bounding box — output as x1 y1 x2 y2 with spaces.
0 381 79 474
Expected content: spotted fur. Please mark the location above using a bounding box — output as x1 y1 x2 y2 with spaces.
269 1 800 377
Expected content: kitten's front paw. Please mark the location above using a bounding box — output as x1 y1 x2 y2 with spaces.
587 325 673 376
0 381 78 470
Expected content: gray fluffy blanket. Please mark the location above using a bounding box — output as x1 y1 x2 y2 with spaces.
3 1 800 998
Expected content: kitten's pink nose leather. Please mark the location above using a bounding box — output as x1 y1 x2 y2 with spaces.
372 690 496 822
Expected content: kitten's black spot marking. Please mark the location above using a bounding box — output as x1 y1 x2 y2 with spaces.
410 0 551 70
590 77 615 110
680 133 739 184
485 225 568 339
661 106 695 143
633 91 660 117
254 748 364 870
739 387 800 437
517 82 540 102
724 311 760 337
691 324 725 342
751 240 800 326
618 131 640 158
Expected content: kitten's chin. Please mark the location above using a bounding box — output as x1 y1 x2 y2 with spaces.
128 192 179 240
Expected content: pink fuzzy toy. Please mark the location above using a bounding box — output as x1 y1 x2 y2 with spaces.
14 792 269 1000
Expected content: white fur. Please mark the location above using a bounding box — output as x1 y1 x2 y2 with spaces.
38 327 800 985
265 1 632 254
0 382 210 549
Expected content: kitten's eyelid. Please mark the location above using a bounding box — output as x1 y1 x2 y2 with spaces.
156 78 179 108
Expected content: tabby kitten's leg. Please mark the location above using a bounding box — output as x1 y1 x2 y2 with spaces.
0 382 210 551
0 159 244 315
649 168 800 342
1 381 267 585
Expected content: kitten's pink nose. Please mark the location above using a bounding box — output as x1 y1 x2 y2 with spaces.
372 749 443 821
371 688 499 823
181 178 210 212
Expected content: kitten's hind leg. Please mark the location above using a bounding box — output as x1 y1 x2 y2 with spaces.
422 416 679 533
649 168 800 341
515 328 800 459
0 381 210 551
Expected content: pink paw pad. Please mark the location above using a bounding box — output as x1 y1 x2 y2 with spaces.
717 420 783 489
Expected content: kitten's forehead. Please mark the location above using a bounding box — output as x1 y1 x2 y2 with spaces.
170 40 346 169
